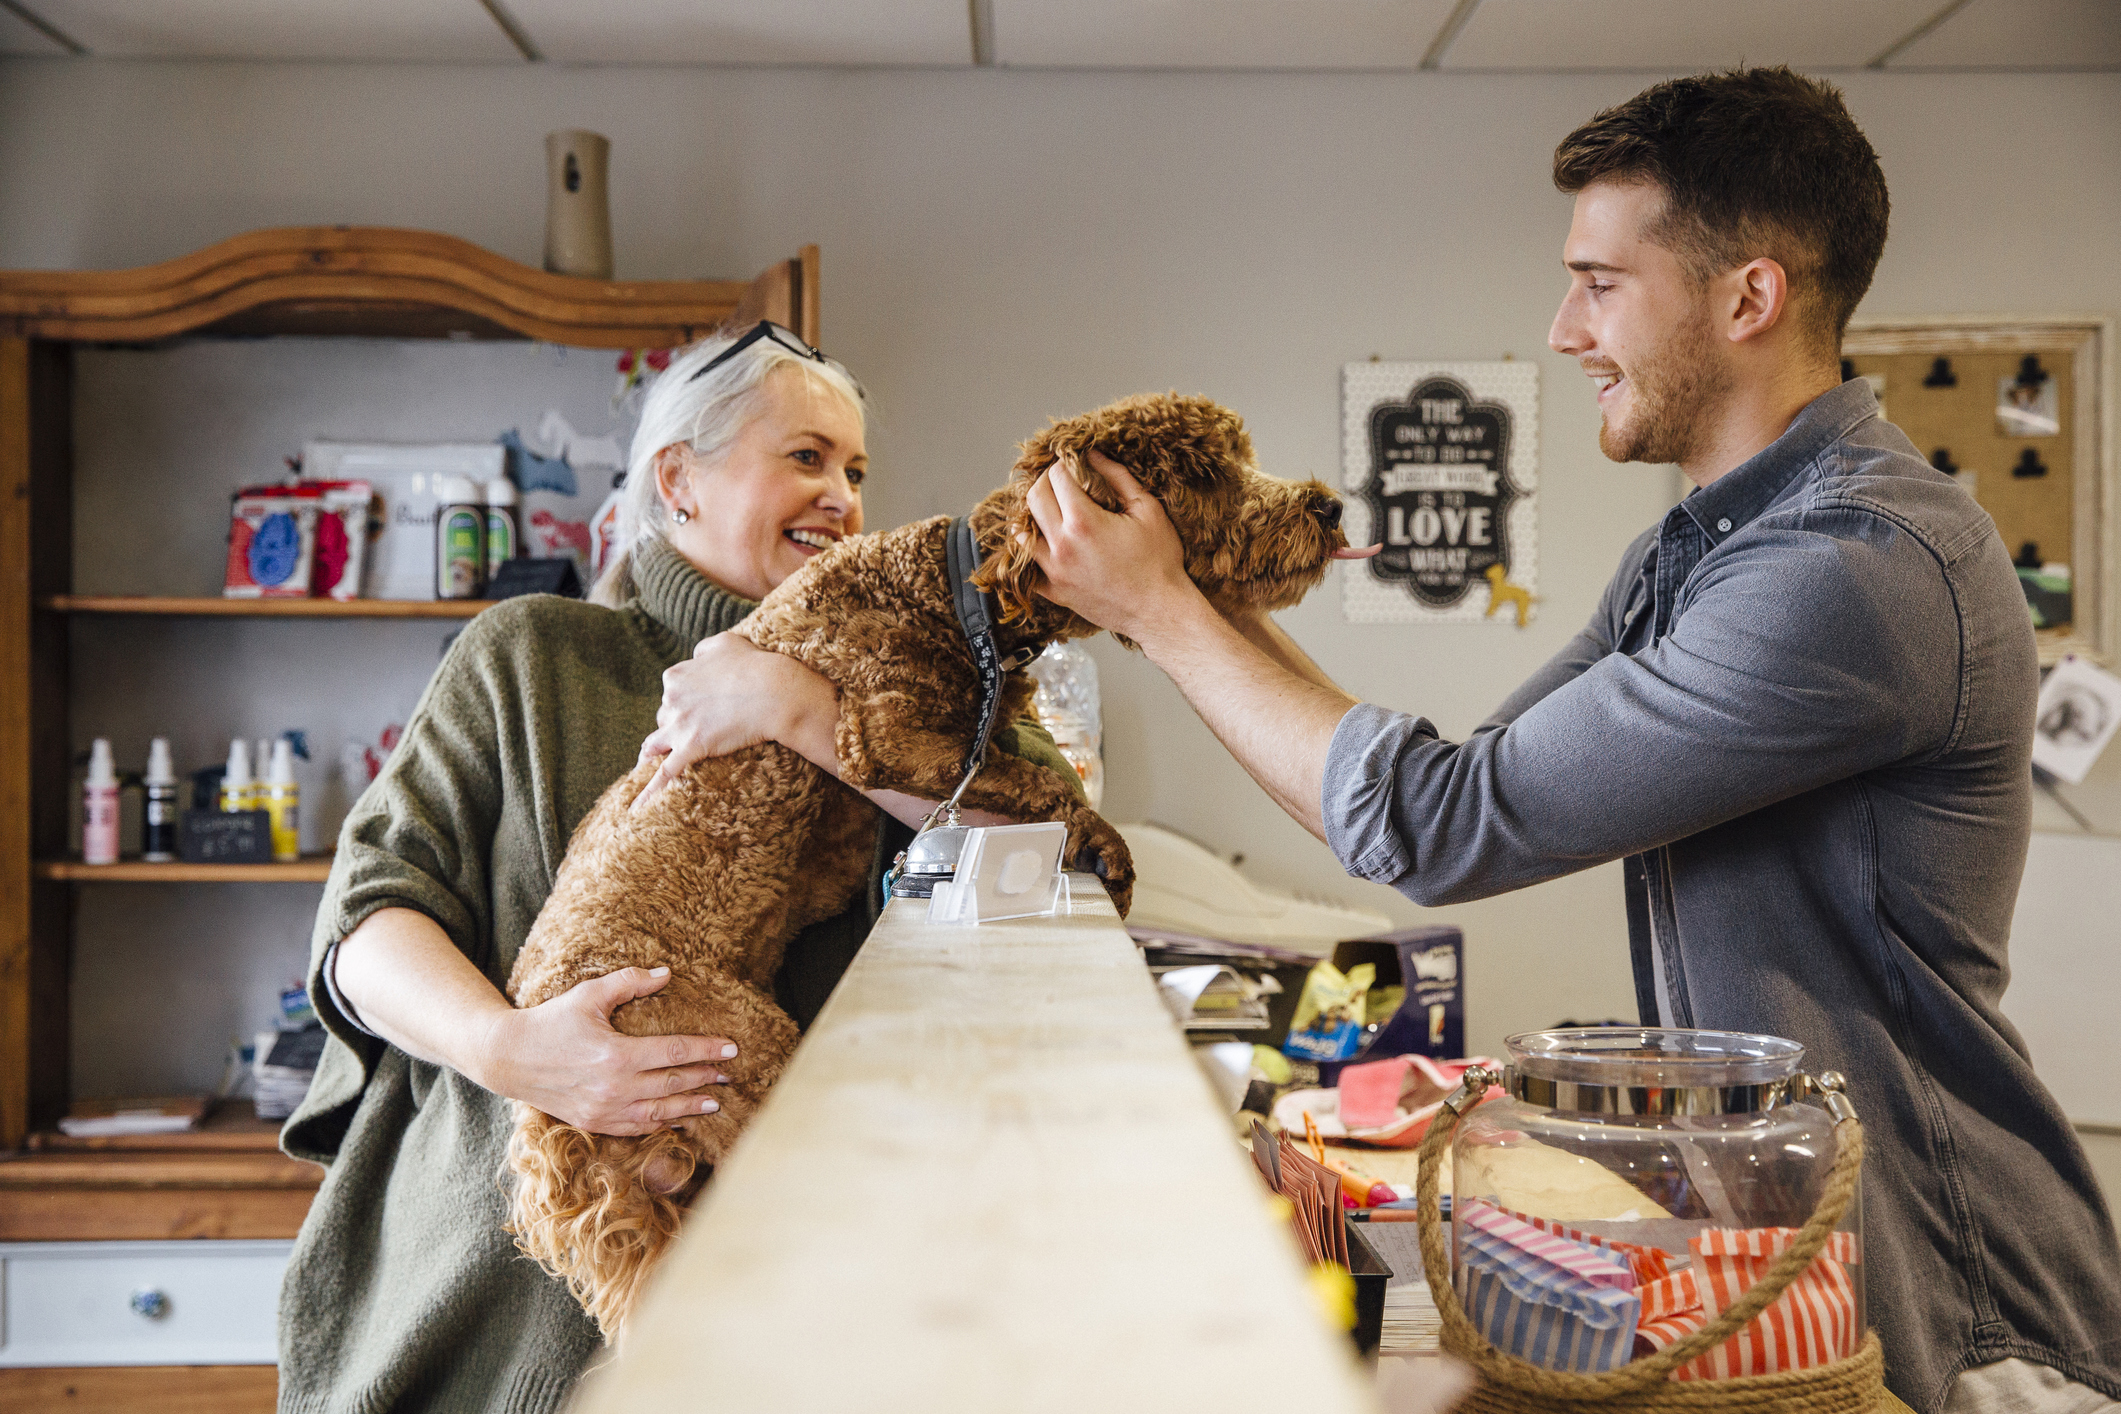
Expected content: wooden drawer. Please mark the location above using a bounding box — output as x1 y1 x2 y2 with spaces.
0 1240 290 1367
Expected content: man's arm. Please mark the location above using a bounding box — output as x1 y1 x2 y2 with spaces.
1026 453 1960 907
1021 452 1355 839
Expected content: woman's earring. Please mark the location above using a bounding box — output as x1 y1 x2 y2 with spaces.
672 507 691 525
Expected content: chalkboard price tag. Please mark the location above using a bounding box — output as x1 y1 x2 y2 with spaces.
179 809 273 864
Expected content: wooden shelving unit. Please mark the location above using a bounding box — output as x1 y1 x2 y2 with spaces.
47 595 493 619
35 857 335 883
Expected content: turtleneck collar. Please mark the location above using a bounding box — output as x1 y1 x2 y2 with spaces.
628 535 756 651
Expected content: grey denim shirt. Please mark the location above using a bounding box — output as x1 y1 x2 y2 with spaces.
1323 380 2121 1410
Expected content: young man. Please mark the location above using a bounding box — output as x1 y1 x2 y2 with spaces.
1023 70 2121 1412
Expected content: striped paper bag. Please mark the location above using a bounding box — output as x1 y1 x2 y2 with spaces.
1634 1227 1860 1380
1501 1206 1675 1286
1457 1202 1641 1373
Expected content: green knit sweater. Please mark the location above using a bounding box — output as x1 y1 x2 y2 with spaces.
277 537 1079 1414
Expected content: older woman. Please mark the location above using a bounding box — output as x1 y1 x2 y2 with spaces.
278 325 1081 1413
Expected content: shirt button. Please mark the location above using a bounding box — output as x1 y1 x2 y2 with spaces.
1715 517 1732 533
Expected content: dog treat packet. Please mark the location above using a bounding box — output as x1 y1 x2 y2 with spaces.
1456 1199 1640 1373
1634 1226 1860 1379
225 490 320 599
1282 961 1375 1063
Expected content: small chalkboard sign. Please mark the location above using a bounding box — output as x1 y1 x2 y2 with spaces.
179 809 273 864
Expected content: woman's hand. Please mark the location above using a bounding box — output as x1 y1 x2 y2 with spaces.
633 632 841 810
474 967 738 1136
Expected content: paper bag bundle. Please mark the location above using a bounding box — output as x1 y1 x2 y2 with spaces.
1634 1226 1860 1380
1456 1199 1641 1373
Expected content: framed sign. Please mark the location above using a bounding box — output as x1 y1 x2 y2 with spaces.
1342 361 1539 625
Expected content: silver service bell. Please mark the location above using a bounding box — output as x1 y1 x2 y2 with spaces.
892 807 969 899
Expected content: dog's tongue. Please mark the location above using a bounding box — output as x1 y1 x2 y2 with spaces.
1332 544 1384 559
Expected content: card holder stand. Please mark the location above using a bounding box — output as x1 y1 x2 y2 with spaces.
925 821 1071 925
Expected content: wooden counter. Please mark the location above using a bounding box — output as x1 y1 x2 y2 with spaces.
576 876 1380 1414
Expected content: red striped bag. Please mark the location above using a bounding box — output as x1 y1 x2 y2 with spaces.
1635 1227 1859 1380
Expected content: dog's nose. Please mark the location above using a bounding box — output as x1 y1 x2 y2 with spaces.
1313 497 1343 531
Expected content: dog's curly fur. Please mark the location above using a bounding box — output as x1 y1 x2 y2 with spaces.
503 391 1356 1338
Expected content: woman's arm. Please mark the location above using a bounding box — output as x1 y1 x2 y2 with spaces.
334 906 736 1136
632 635 1019 827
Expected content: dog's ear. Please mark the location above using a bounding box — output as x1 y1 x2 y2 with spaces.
970 480 1044 624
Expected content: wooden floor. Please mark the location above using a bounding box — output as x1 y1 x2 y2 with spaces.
0 1365 276 1413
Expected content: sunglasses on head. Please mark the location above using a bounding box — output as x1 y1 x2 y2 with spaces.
687 320 852 391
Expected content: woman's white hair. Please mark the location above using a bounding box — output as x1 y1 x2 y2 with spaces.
590 328 869 608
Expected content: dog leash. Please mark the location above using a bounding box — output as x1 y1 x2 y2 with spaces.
883 518 1037 898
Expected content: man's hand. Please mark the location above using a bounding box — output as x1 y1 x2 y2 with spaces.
475 967 737 1136
1023 450 1204 646
633 632 839 811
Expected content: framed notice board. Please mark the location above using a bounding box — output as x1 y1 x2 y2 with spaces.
1843 316 2114 665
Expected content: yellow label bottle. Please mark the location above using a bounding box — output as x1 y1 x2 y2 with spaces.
263 739 302 863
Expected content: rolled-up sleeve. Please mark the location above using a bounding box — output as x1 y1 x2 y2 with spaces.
1321 511 1962 907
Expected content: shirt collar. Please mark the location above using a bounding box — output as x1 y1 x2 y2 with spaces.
629 534 756 650
1679 378 1880 547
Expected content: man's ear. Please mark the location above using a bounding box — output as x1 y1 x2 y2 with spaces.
1728 256 1790 345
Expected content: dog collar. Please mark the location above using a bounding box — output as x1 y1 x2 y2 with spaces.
945 516 1036 785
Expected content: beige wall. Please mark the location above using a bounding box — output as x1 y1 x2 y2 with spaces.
2 59 2115 1082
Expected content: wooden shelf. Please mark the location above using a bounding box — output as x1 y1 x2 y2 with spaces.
36 857 333 882
46 594 491 619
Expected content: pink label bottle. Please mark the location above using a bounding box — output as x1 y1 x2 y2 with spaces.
83 737 120 865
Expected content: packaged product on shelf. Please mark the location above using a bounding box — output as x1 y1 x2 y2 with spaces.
1282 960 1375 1063
304 442 506 600
307 479 375 601
224 490 320 599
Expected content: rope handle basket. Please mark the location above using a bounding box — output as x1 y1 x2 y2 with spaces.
1414 1066 1887 1413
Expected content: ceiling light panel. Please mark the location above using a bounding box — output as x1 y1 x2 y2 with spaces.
1887 0 2121 69
25 0 522 61
506 0 974 66
0 4 74 55
991 0 1465 70
1442 0 1944 70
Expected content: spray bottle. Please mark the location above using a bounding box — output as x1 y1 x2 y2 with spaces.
264 739 301 862
221 738 256 812
83 738 120 865
143 737 179 862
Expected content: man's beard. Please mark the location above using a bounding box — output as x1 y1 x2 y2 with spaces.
1599 308 1729 466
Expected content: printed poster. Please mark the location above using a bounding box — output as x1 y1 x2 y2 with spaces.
1342 361 1539 624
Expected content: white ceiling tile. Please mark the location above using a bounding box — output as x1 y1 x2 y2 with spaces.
508 0 973 66
26 0 523 62
0 4 74 56
1886 0 2121 69
992 0 1465 70
1442 0 1945 71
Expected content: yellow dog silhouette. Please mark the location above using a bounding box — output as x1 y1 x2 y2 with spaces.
1483 563 1536 627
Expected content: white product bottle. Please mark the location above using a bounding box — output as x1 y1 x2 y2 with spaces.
484 477 518 582
82 738 120 865
264 739 301 863
221 738 256 812
143 736 179 862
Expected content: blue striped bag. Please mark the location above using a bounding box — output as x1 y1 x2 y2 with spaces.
1458 1217 1642 1373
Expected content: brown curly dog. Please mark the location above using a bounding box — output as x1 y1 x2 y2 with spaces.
504 391 1361 1337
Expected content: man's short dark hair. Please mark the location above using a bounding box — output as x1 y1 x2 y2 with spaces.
1553 67 1889 350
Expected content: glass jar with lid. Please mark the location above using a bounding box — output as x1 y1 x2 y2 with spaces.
1448 1028 1863 1377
